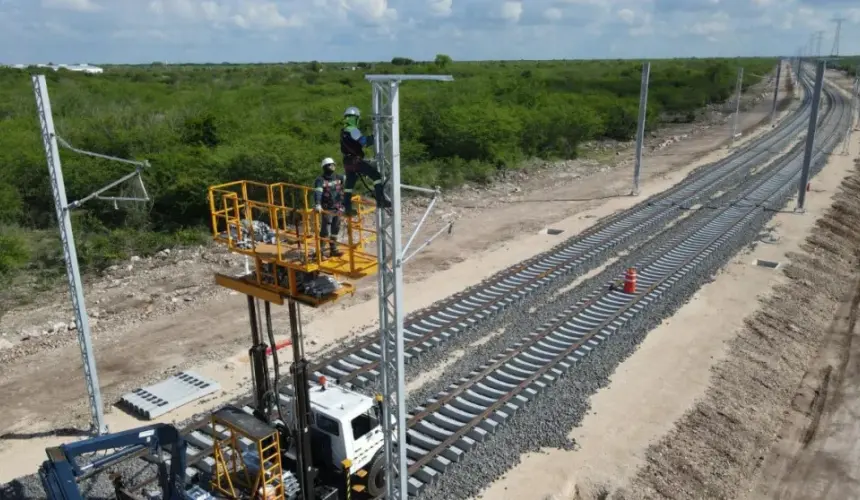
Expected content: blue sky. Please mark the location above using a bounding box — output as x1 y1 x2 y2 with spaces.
1 0 859 64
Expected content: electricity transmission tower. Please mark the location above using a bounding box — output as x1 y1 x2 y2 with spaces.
367 73 453 500
830 16 846 57
32 74 151 436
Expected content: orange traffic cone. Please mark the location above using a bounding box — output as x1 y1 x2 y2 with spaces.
623 268 637 294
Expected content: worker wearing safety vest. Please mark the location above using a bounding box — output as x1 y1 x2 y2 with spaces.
313 157 345 258
340 106 391 216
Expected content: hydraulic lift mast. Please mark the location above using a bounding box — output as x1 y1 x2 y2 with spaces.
244 294 315 500
287 299 315 500
246 296 272 421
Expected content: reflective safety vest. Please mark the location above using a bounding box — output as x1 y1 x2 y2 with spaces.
341 126 365 164
318 174 345 209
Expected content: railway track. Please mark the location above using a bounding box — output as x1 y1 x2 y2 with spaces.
310 71 818 391
402 73 851 497
129 69 837 497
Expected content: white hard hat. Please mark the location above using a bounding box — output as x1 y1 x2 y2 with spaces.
343 106 360 117
321 157 336 168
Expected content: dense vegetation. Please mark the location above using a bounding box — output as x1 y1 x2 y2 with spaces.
832 56 859 76
0 57 777 298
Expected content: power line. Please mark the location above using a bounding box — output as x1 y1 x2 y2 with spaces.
830 16 847 57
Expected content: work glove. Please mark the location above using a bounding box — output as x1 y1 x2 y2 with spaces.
314 205 322 212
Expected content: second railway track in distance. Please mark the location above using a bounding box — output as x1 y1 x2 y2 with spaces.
310 72 818 390
134 67 846 497
401 69 851 497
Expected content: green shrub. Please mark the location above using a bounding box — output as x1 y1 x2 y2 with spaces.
0 57 777 281
0 228 30 275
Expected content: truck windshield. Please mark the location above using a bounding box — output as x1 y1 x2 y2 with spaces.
351 409 380 440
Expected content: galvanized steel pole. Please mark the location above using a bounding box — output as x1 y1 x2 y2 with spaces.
731 67 744 143
796 60 825 212
770 60 782 125
631 61 650 196
32 75 107 435
366 74 454 500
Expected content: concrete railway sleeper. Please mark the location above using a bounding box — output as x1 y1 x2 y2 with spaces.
401 78 850 497
310 74 819 390
122 70 843 498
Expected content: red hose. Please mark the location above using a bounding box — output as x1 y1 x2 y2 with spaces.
266 339 292 355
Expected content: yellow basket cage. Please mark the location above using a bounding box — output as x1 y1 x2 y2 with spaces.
208 180 378 307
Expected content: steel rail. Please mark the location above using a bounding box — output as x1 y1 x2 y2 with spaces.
128 73 832 496
400 79 849 496
310 75 818 388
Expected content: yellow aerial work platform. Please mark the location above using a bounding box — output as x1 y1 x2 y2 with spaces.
208 180 378 307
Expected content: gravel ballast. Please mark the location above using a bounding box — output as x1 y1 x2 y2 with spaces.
0 76 838 500
410 84 849 499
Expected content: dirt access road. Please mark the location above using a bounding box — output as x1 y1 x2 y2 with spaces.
0 65 789 482
749 275 860 500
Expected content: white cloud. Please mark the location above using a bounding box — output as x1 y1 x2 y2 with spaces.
543 7 562 21
113 28 170 41
233 3 302 29
687 12 729 36
617 8 635 24
428 0 453 17
5 0 860 63
148 1 305 29
629 13 653 37
343 0 397 23
499 1 522 22
688 20 727 35
42 0 100 12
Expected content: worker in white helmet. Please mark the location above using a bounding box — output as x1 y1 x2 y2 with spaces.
313 157 345 258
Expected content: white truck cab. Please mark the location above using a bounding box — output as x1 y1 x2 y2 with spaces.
278 379 391 496
307 381 383 472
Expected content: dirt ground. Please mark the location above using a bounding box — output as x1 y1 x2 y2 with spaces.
747 276 860 500
507 77 859 500
0 65 791 482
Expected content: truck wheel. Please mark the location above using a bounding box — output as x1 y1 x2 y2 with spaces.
365 451 386 497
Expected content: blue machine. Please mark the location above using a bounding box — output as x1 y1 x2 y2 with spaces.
38 424 189 500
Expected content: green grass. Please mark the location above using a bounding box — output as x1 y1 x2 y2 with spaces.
0 56 779 302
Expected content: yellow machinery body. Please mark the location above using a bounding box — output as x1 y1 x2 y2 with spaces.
208 180 378 307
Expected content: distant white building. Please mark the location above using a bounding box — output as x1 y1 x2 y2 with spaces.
2 63 103 74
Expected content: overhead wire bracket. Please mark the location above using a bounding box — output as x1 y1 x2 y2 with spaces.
54 136 151 210
400 184 455 263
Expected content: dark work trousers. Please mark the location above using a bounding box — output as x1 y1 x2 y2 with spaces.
319 212 341 250
343 159 387 214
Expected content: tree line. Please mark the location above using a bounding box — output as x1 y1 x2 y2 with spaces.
0 57 776 297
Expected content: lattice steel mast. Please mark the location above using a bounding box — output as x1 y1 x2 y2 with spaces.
830 16 846 58
366 74 453 500
32 74 150 436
